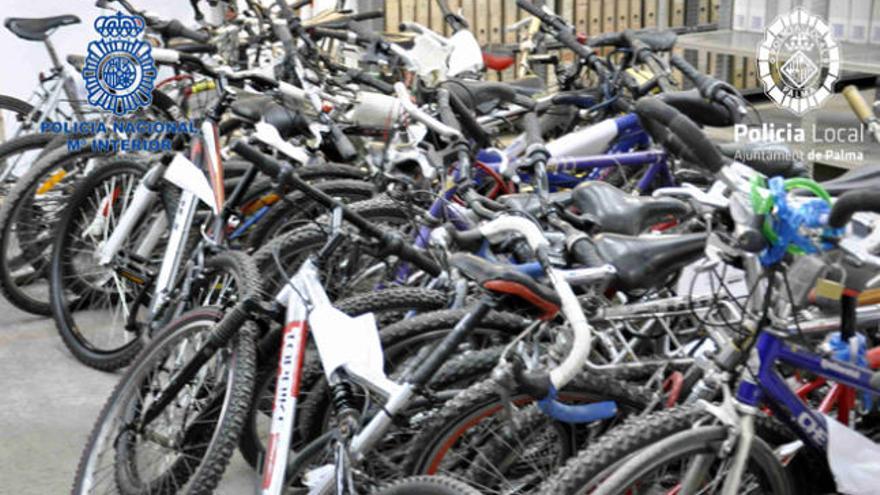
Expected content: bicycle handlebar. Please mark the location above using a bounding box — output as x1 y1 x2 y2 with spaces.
828 189 880 229
157 19 210 43
231 141 442 276
634 97 726 174
450 215 593 395
393 83 464 141
670 54 745 123
515 0 610 80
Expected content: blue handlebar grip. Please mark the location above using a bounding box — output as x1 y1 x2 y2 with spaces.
537 386 618 424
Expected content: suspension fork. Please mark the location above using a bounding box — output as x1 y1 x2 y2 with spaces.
139 298 258 427
97 162 166 265
148 189 200 318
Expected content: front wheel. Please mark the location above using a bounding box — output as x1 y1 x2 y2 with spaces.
72 307 258 495
49 160 161 370
591 424 793 495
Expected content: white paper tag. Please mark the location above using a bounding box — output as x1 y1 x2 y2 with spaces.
825 414 880 495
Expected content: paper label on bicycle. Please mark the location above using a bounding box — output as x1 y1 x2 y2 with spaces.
164 154 217 213
83 12 157 116
309 305 399 394
825 414 880 494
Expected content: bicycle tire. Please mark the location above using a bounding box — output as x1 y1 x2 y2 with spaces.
538 404 802 495
371 475 482 495
405 374 649 494
0 144 102 315
71 307 258 495
591 424 793 495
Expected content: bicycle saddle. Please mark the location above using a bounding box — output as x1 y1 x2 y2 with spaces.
498 191 573 217
445 79 529 114
593 232 708 291
810 163 880 196
571 181 688 235
482 47 515 72
717 142 807 178
450 253 561 320
230 95 310 139
506 76 546 97
4 15 80 41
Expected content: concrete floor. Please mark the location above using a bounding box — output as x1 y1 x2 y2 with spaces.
0 294 257 494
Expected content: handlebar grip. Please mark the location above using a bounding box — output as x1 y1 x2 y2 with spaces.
843 85 874 123
398 21 424 33
448 226 486 252
522 111 543 146
310 27 353 42
351 72 393 94
670 53 706 87
515 0 547 20
231 141 283 179
351 10 384 21
634 98 725 174
163 19 210 43
828 189 880 229
436 89 462 132
327 123 357 162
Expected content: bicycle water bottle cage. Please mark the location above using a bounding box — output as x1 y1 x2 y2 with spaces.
750 176 841 266
449 253 560 320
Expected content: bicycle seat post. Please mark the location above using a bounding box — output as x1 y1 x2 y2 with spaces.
43 35 63 72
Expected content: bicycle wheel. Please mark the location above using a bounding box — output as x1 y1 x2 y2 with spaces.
590 424 793 495
0 94 36 141
405 374 649 494
539 405 803 495
0 133 56 195
0 144 101 315
49 160 166 370
72 307 258 495
371 475 482 495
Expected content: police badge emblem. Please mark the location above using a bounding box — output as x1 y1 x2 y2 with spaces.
82 12 157 116
757 8 840 115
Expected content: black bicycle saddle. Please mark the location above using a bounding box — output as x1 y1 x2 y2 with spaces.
5 15 80 41
571 181 689 235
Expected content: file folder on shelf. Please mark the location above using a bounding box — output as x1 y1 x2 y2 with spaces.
748 0 767 32
670 0 686 27
849 0 872 43
644 0 658 27
589 0 603 35
732 0 748 30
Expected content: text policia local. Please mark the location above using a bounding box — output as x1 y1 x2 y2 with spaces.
734 123 865 144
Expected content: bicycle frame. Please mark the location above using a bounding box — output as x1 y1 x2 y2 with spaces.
736 330 880 451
